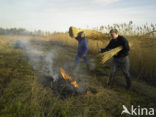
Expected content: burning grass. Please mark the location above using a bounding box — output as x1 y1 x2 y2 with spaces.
60 67 79 88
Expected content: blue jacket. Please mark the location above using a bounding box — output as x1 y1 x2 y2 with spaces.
75 37 88 57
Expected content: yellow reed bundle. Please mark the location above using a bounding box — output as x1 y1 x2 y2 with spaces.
69 26 105 40
99 46 123 64
99 43 132 64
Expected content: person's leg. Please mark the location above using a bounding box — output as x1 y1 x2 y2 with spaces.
83 56 89 70
121 56 131 89
73 55 81 69
108 58 118 87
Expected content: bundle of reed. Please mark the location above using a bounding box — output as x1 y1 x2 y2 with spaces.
98 46 123 64
98 43 132 64
69 26 107 40
69 26 78 38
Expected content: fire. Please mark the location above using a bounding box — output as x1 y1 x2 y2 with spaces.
60 67 72 80
71 81 79 88
60 67 79 88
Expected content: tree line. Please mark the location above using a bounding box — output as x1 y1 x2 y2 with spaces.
0 27 51 36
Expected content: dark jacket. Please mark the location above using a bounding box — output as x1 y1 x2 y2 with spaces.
101 35 130 58
75 36 88 57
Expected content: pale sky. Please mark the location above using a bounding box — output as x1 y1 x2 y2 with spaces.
0 0 156 32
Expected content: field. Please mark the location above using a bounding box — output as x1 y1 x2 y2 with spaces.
0 27 156 117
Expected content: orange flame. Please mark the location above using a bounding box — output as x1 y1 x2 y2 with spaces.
60 67 72 80
71 81 79 88
60 67 79 88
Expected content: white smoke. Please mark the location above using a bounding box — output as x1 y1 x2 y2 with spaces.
14 39 58 81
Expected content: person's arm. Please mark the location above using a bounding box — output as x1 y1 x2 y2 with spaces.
100 40 112 53
123 37 130 51
75 36 80 41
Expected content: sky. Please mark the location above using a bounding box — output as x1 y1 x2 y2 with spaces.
0 0 156 32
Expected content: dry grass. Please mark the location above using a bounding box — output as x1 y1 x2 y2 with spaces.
98 46 122 64
45 32 156 85
69 26 108 40
1 31 155 84
0 23 156 117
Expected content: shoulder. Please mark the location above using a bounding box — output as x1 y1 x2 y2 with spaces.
84 38 88 42
118 35 126 39
118 35 127 42
110 39 114 43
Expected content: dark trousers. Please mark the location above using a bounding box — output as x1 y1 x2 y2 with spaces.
109 56 131 88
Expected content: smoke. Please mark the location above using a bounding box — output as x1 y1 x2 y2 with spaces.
14 39 58 81
13 39 96 93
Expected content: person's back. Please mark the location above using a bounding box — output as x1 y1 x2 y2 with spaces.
76 36 88 57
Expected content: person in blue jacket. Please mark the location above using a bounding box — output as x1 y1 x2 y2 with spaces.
74 31 89 70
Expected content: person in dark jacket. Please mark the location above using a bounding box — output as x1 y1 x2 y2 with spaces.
74 31 89 70
99 29 131 89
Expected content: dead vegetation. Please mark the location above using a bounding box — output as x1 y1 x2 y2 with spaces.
0 22 156 117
